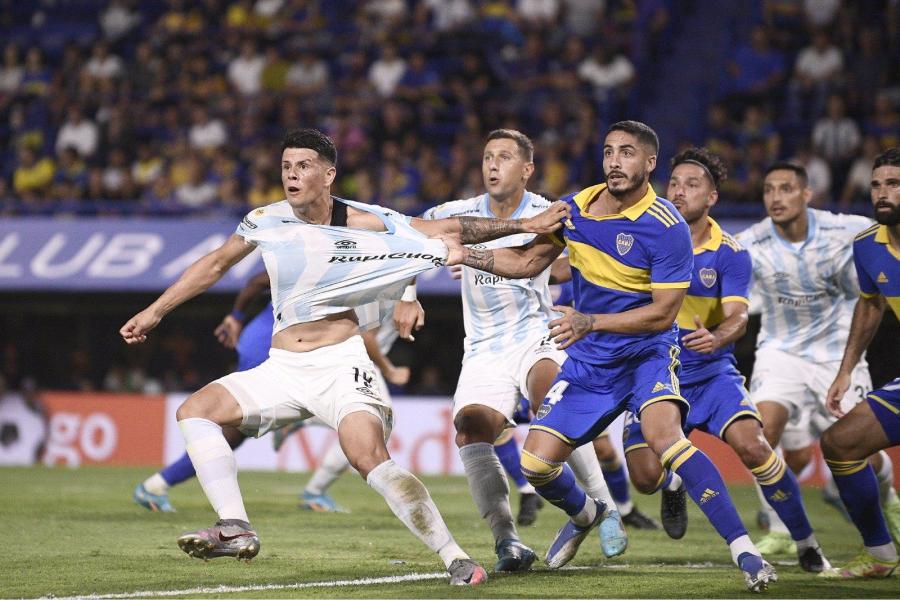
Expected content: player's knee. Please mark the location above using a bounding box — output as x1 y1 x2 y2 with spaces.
735 439 773 469
631 468 662 495
520 450 562 487
176 393 207 421
454 408 501 447
820 426 856 461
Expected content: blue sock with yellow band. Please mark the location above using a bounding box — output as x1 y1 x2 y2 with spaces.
825 459 892 547
751 451 812 541
602 461 631 506
495 437 530 491
521 450 586 516
661 439 746 543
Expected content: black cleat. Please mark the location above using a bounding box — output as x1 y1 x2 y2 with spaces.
622 506 661 530
661 485 687 539
517 492 544 526
798 545 832 573
494 538 536 572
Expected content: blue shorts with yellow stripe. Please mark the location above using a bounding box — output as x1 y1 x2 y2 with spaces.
624 365 760 452
530 341 688 447
867 377 900 445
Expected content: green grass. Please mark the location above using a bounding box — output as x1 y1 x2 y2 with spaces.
2 466 898 598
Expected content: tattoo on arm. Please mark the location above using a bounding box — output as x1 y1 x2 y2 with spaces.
571 311 593 337
458 216 523 244
463 248 496 272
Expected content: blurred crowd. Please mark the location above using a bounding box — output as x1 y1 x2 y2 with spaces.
1 0 895 219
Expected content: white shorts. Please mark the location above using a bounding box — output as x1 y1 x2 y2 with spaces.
749 347 872 450
453 334 567 424
213 336 392 437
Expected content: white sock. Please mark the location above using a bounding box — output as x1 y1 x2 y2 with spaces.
519 482 537 494
366 459 467 568
874 451 898 505
179 418 249 523
571 493 598 527
567 444 616 511
459 442 517 542
143 472 169 495
754 480 788 534
305 440 351 495
866 542 899 562
795 533 819 552
729 534 760 565
666 472 683 492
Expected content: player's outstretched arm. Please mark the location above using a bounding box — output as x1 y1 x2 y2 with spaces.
444 233 563 278
826 294 885 417
120 235 254 345
214 270 271 349
549 287 687 349
412 201 570 243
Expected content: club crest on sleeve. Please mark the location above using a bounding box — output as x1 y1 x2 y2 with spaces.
615 233 634 256
699 268 717 288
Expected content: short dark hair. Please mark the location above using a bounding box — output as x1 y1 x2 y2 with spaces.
671 147 727 188
281 128 337 165
764 162 808 187
607 120 659 154
873 147 900 169
486 129 534 161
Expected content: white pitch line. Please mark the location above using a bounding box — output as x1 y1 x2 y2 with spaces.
35 572 448 600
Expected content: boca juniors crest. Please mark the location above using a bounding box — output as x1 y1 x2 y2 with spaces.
699 267 718 288
616 233 634 256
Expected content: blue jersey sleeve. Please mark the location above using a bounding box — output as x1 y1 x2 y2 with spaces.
649 222 693 289
853 239 878 297
720 246 752 303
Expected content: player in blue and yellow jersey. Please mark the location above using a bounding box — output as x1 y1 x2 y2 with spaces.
820 148 900 579
445 121 777 591
621 147 829 573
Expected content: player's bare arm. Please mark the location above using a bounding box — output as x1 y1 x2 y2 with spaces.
214 270 271 349
444 233 563 278
393 295 425 341
410 200 570 243
682 301 749 354
826 294 886 416
549 287 687 349
120 234 255 344
549 256 572 284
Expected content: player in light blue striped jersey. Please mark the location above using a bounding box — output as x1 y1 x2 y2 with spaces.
421 130 626 572
735 162 900 556
119 128 569 584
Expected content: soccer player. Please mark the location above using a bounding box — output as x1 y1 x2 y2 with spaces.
120 128 567 585
735 162 900 556
819 147 900 579
444 121 777 591
421 129 626 572
621 147 829 572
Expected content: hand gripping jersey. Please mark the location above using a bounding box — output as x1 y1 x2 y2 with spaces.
422 191 557 356
735 209 873 363
553 183 693 365
676 217 752 385
236 199 447 334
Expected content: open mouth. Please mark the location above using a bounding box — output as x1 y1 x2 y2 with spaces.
287 186 300 193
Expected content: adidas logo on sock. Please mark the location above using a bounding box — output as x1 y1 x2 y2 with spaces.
768 490 791 503
877 272 888 283
652 382 669 393
699 488 719 504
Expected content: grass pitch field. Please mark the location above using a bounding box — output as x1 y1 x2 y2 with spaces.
3 466 898 599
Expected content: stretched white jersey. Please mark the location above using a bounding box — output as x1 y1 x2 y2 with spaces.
236 200 447 334
422 192 556 357
735 208 872 363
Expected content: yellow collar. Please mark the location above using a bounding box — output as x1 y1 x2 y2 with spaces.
694 217 723 254
573 183 657 221
875 225 900 260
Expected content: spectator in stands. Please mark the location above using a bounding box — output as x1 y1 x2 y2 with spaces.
724 26 787 108
53 147 88 198
840 135 881 208
395 50 441 104
131 143 164 189
791 141 832 205
368 44 406 98
20 47 50 97
417 0 476 33
101 148 136 201
84 41 124 84
12 146 54 202
577 43 635 117
0 43 23 98
99 0 142 42
812 94 861 184
516 0 560 30
285 50 330 102
187 105 228 152
227 40 265 97
174 156 217 209
787 30 843 121
260 47 289 93
55 106 99 159
847 29 890 115
865 93 900 149
560 0 605 38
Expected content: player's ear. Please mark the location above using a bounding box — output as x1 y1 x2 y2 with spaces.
324 165 337 187
647 153 657 172
708 189 719 208
802 184 812 205
522 161 535 182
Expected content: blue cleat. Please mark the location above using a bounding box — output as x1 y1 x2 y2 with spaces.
299 490 348 513
133 483 175 513
545 498 606 569
598 509 628 558
738 552 778 593
494 538 536 572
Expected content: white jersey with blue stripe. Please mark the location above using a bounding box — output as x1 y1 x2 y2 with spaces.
735 208 873 363
421 191 556 357
236 199 447 335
